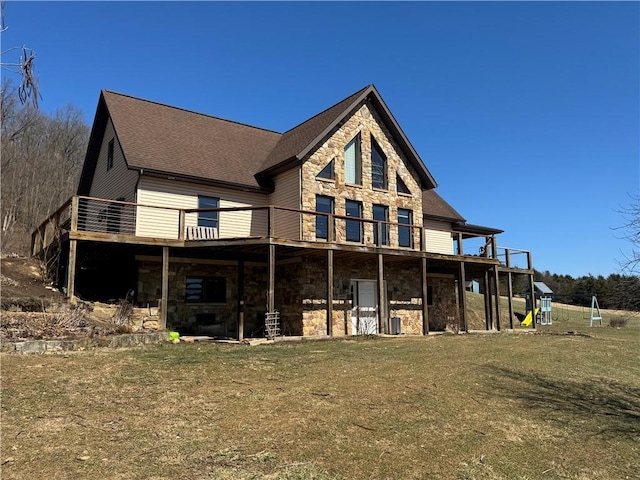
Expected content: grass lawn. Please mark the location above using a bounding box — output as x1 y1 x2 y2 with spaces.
2 307 639 479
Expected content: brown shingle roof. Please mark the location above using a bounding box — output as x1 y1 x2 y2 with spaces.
79 86 438 194
422 189 465 222
103 91 282 189
260 85 371 173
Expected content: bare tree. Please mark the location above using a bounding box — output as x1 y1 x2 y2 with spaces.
615 194 640 276
1 81 88 253
1 0 41 108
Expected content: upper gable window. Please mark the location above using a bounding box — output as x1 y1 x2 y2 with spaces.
371 137 387 189
317 159 335 180
396 174 411 195
107 139 114 171
344 134 361 185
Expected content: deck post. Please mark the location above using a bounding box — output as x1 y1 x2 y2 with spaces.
507 271 514 329
66 239 77 303
327 249 333 336
268 206 275 238
178 210 186 240
456 233 464 256
377 253 386 334
329 213 336 243
268 244 275 313
160 246 169 330
528 273 536 330
238 259 245 341
493 264 501 331
483 272 491 330
70 196 79 232
421 257 429 335
458 261 467 332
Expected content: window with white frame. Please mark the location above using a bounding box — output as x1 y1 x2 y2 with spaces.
344 134 361 185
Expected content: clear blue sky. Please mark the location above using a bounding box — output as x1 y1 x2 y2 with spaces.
3 1 638 278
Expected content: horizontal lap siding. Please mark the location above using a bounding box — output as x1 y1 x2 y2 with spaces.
89 119 138 202
423 219 454 254
136 177 268 239
268 167 301 240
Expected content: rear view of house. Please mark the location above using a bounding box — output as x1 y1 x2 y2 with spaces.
33 85 535 337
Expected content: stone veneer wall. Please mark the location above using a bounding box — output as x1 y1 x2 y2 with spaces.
300 101 424 249
135 257 457 338
427 275 458 331
136 259 267 336
272 255 452 337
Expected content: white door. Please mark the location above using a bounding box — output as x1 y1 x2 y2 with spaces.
351 280 378 335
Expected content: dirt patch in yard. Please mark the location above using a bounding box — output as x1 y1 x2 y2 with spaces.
1 256 64 301
1 256 154 342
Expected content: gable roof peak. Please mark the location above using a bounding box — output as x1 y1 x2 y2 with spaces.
259 84 437 189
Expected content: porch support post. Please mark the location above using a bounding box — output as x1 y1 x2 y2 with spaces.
327 249 334 336
507 271 514 329
483 271 492 330
528 272 536 330
493 265 501 331
160 246 169 330
268 243 275 313
458 261 468 332
377 253 385 334
66 239 77 303
238 259 245 341
421 257 429 335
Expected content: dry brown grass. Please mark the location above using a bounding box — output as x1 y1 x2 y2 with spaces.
2 318 639 479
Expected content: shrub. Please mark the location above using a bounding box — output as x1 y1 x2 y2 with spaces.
608 317 628 328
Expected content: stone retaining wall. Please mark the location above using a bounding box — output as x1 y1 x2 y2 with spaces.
1 332 165 354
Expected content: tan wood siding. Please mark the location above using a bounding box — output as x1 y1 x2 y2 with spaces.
268 167 301 240
423 219 454 254
136 177 268 239
89 118 138 202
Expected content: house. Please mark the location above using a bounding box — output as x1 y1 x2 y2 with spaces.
32 85 535 337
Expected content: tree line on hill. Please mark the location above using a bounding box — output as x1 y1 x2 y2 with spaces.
508 270 640 312
1 80 89 253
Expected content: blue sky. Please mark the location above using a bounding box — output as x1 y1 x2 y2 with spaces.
2 1 638 277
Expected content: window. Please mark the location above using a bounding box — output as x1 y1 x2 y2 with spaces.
316 159 335 180
107 139 114 171
198 196 219 229
371 137 387 189
315 195 334 240
396 174 411 195
398 208 413 248
344 134 361 185
186 276 226 303
345 200 363 243
373 204 389 246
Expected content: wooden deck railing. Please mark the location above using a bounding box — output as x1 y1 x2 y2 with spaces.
31 195 532 268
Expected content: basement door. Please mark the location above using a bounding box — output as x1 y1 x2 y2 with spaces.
351 280 379 335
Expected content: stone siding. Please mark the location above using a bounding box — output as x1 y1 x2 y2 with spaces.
300 101 424 248
136 259 267 337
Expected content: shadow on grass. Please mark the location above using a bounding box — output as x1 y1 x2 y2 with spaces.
486 366 640 440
